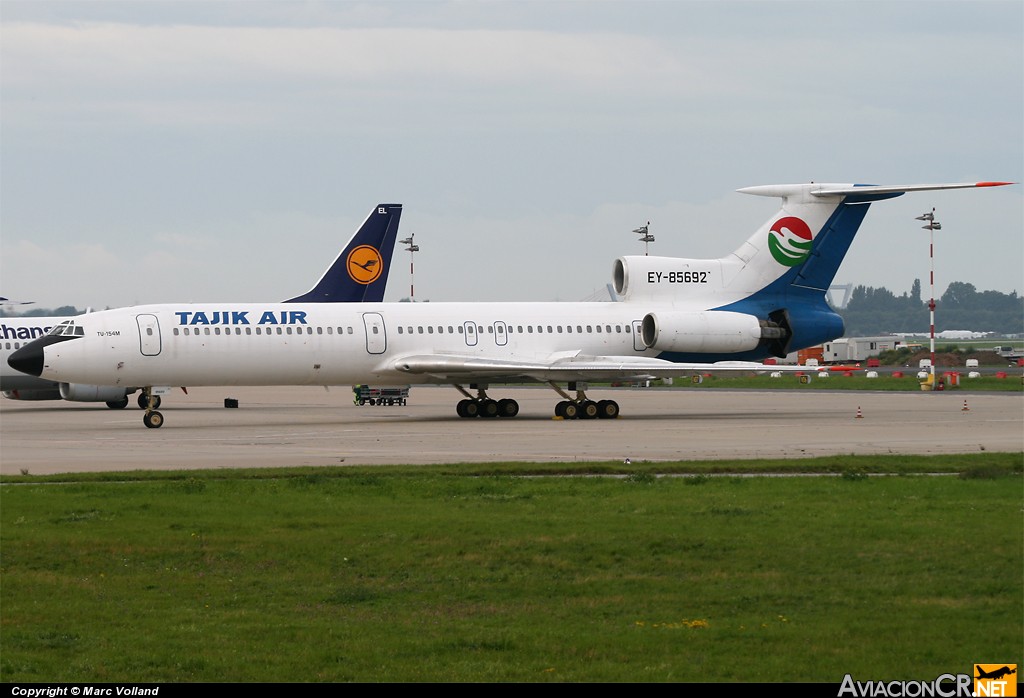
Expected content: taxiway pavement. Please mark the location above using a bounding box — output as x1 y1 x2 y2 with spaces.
1 385 1021 474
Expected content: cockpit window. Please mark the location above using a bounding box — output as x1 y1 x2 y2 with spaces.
46 320 84 337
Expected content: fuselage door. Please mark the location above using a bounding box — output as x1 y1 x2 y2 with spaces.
632 319 645 352
463 321 478 347
362 312 387 355
136 314 162 356
493 321 508 347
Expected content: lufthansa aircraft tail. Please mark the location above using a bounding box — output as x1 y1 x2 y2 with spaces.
286 204 403 303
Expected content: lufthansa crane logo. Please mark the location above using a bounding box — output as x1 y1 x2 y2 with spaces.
347 245 384 285
767 216 813 267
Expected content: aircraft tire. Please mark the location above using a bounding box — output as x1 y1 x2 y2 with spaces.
479 399 499 418
497 398 519 418
143 411 164 429
561 401 579 420
597 400 619 419
579 400 599 420
107 398 130 410
458 399 480 418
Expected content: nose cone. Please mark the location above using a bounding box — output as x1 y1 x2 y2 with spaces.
8 341 45 377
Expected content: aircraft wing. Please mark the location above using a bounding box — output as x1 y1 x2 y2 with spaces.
390 353 809 383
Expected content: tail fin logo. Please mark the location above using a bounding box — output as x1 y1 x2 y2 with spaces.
767 216 814 267
346 245 384 285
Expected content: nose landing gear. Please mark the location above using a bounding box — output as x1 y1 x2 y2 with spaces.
140 387 164 429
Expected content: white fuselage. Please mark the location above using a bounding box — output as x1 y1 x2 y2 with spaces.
37 301 666 387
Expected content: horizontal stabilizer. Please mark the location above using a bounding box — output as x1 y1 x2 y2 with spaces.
738 182 1013 199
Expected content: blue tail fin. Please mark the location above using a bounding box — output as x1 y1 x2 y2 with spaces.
285 204 403 303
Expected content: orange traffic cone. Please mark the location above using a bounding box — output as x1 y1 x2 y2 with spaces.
855 406 863 419
962 400 970 412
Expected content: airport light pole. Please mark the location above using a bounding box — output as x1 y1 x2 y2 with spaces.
400 234 420 301
633 222 654 256
916 209 941 387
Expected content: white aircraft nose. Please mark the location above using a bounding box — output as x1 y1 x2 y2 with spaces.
8 335 71 377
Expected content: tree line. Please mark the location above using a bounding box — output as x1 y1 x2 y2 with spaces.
837 280 1023 336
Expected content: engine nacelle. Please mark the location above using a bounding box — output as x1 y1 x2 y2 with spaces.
641 310 773 354
59 383 130 403
613 256 724 302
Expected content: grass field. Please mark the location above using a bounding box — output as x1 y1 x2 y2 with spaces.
1 453 1020 682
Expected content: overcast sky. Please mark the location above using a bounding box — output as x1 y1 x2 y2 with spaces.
1 0 1021 312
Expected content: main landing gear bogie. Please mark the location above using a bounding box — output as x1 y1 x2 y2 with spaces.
555 399 619 420
456 397 519 419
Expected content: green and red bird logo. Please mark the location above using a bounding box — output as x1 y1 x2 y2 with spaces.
768 216 813 267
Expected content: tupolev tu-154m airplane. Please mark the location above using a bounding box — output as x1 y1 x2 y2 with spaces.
9 181 1012 428
1 203 402 408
